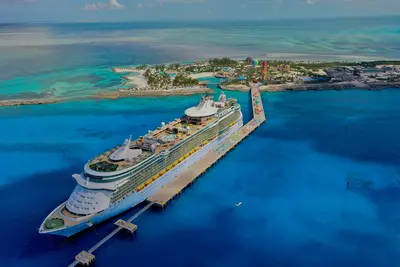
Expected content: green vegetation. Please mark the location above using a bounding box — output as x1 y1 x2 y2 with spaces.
146 72 171 88
135 58 400 90
44 218 64 230
136 64 148 70
260 60 353 71
209 57 238 67
360 61 400 67
90 161 119 172
154 64 166 71
143 68 199 89
172 73 199 87
169 63 181 70
184 65 219 73
264 60 400 70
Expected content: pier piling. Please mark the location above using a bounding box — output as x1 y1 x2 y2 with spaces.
75 251 95 266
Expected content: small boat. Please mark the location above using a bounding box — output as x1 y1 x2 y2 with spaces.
235 202 242 207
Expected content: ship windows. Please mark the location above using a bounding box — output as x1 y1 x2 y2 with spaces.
111 120 226 203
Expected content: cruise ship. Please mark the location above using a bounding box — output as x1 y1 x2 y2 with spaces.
39 92 243 237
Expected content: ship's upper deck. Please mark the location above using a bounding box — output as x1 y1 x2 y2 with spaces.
85 93 238 177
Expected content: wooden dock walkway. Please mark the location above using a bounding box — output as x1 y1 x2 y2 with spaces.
147 83 265 208
67 202 153 267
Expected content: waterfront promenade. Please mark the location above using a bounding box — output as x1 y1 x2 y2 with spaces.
67 82 265 266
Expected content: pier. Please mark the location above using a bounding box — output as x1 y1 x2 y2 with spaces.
68 202 152 267
147 82 265 208
114 219 138 235
67 82 265 266
75 251 95 266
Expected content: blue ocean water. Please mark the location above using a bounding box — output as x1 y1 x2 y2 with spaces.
1 17 400 267
1 86 400 267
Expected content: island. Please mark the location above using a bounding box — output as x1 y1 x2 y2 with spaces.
211 57 400 92
114 57 400 94
2 57 400 107
103 62 216 98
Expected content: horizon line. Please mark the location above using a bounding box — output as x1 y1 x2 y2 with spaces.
1 14 399 24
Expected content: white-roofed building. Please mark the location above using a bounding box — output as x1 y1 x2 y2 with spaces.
184 95 219 124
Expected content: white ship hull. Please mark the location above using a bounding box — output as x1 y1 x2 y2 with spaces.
41 116 243 237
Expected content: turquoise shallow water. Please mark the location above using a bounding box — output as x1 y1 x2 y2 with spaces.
1 17 400 100
1 87 400 267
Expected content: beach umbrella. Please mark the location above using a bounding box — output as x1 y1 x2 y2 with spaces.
252 59 258 67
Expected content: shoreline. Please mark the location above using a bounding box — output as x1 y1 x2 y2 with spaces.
220 81 400 92
189 72 214 79
93 87 214 99
0 88 214 107
0 98 61 107
2 82 400 107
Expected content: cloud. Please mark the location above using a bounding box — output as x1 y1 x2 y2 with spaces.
157 0 206 3
305 0 353 4
83 3 106 10
109 0 125 9
137 0 206 8
83 0 125 10
1 0 36 4
250 0 271 3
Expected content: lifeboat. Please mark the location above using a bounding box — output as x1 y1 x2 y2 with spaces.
144 180 152 186
159 170 166 175
136 184 145 191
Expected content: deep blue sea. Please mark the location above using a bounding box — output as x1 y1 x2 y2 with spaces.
1 17 400 267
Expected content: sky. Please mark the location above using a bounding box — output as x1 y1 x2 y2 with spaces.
0 0 399 22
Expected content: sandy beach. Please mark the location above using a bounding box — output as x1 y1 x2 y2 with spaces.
123 74 148 88
189 72 214 79
95 87 214 99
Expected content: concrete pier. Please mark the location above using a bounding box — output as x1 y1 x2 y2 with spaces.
115 219 138 235
147 82 265 208
68 202 152 267
75 251 95 266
